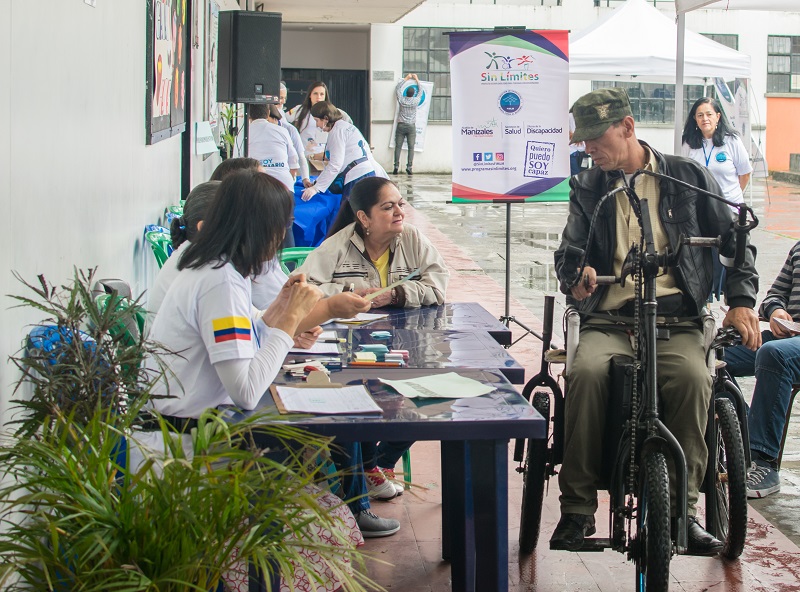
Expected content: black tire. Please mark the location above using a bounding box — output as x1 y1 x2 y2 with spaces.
519 391 550 554
712 397 748 559
635 451 671 592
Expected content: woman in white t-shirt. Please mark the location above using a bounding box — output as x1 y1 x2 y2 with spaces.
681 96 752 209
681 96 753 300
246 104 298 193
284 81 351 162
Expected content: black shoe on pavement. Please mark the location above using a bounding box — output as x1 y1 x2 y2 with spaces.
549 513 596 551
686 516 723 556
392 167 399 175
406 168 413 175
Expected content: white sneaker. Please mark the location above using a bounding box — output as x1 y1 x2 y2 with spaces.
381 467 405 495
365 467 399 500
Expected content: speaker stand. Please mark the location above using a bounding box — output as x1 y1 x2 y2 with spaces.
497 201 544 348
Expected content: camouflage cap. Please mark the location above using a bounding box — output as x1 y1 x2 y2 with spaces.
570 88 633 143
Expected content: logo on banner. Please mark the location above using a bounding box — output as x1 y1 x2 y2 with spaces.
473 153 482 162
524 141 555 178
525 124 563 135
498 91 522 115
481 52 540 83
461 125 494 137
503 125 522 135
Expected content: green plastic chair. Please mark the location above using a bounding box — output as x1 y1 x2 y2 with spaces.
95 294 146 348
280 247 315 274
165 204 184 217
401 450 412 490
145 231 172 269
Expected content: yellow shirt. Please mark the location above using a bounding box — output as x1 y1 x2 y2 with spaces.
372 248 390 288
598 147 681 312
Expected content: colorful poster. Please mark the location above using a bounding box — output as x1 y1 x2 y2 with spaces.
146 0 188 144
389 79 434 152
449 30 570 202
204 0 220 138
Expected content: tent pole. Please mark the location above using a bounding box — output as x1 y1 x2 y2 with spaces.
674 12 686 155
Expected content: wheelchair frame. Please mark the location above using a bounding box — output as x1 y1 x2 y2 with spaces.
516 180 752 591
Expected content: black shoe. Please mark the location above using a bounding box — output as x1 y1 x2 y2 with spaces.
686 516 723 556
549 513 596 551
392 167 398 175
406 168 413 175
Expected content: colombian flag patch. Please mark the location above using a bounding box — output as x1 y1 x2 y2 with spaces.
212 316 252 343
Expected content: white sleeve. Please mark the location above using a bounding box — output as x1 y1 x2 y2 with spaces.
251 260 289 309
213 327 293 410
313 124 346 191
289 126 310 179
730 136 753 175
287 133 300 170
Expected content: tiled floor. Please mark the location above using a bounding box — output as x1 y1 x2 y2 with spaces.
355 186 800 591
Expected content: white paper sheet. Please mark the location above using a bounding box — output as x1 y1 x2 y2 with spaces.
380 372 495 399
775 317 800 334
289 341 341 355
274 384 382 414
323 312 389 325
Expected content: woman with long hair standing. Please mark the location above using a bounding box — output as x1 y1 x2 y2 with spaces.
681 96 752 299
284 81 351 160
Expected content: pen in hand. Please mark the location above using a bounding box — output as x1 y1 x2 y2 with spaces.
349 283 355 293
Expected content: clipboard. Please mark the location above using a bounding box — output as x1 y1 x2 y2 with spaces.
270 371 382 415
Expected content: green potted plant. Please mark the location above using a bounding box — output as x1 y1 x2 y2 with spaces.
219 103 239 160
0 269 378 592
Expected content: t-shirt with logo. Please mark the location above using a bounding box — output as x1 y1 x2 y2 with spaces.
247 119 298 191
146 260 292 418
682 134 752 210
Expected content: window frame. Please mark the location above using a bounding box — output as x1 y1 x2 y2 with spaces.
767 35 800 94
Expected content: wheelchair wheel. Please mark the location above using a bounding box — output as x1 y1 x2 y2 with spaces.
635 451 671 592
519 391 551 554
711 397 748 559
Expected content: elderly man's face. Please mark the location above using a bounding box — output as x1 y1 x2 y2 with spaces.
583 119 631 172
279 88 287 107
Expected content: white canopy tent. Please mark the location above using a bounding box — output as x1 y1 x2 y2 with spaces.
570 0 751 83
672 0 794 151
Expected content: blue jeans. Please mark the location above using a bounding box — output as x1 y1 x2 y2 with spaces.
361 440 414 471
329 441 370 514
725 330 800 459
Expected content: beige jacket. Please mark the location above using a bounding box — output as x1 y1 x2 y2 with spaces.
296 222 449 307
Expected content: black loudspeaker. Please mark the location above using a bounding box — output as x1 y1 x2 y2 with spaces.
217 10 282 104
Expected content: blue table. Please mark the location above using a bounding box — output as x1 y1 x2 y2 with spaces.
325 328 524 384
291 178 341 247
239 367 545 592
323 302 512 346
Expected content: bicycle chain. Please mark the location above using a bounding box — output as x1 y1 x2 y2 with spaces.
626 241 643 544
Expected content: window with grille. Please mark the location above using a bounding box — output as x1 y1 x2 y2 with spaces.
402 28 475 121
702 33 738 51
590 81 705 125
767 35 800 93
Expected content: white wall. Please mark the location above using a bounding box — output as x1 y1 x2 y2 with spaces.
282 30 369 70
0 1 184 424
369 0 800 173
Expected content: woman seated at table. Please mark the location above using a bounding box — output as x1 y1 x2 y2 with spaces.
142 170 375 590
297 176 448 308
296 176 449 499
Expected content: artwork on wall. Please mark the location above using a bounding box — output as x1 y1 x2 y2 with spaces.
146 0 188 144
204 0 220 143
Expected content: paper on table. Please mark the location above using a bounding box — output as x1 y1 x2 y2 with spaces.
323 312 389 325
319 330 338 340
273 384 382 414
289 341 340 355
380 372 495 399
775 317 800 334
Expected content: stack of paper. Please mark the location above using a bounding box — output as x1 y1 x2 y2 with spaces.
271 384 382 414
324 312 389 325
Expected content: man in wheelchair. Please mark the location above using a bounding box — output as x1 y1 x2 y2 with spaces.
725 240 800 498
551 88 761 555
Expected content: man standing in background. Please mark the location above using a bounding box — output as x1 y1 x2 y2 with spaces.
393 73 422 175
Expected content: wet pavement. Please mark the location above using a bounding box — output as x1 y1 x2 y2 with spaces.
393 169 800 545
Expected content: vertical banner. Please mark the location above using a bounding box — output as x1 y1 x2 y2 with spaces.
389 79 434 152
449 30 570 203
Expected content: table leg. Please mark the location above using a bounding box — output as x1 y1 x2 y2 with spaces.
471 439 509 592
441 440 475 591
